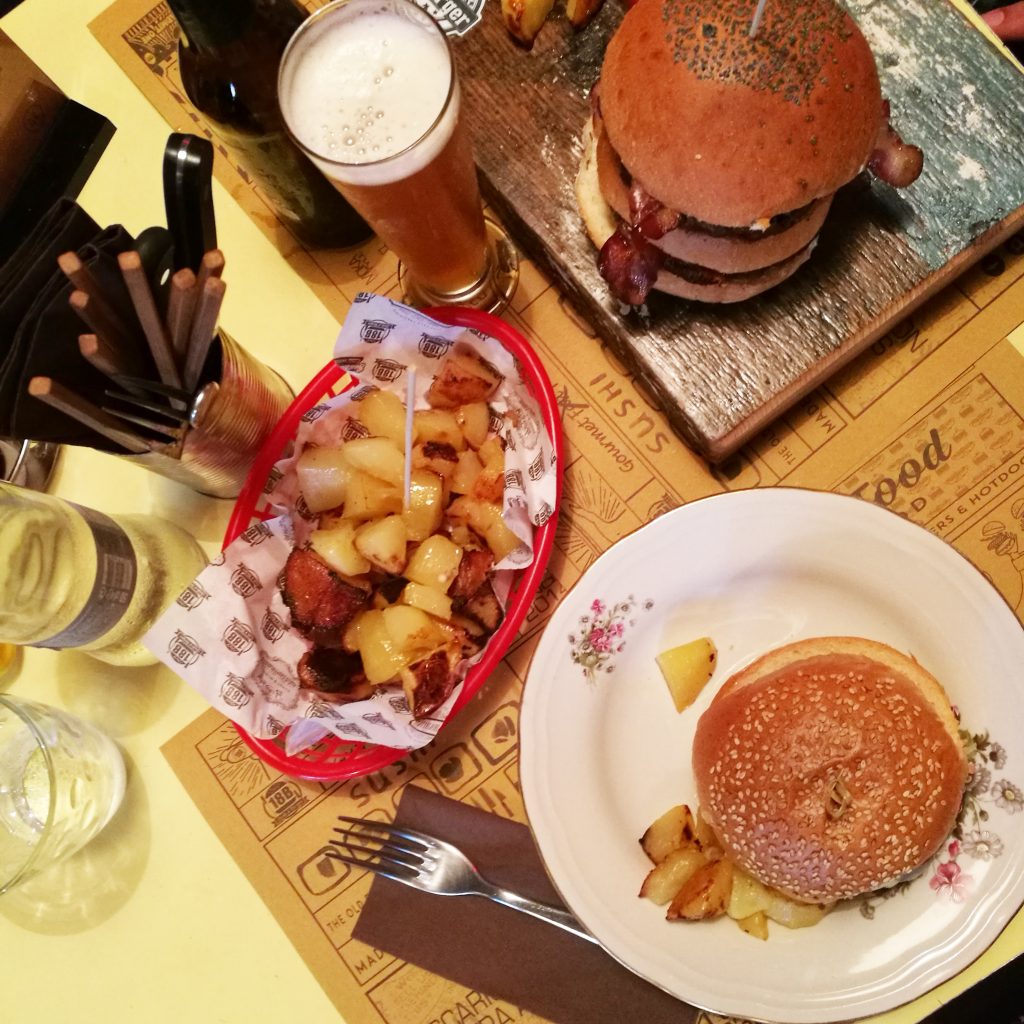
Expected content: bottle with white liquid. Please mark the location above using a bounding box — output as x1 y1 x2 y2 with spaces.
0 483 207 667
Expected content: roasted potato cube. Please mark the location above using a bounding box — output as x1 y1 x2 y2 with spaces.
501 0 555 47
414 408 465 449
310 521 372 577
639 847 707 905
472 469 505 503
447 495 521 562
400 581 453 621
477 435 504 471
342 436 406 486
640 804 697 865
727 868 773 921
425 343 502 407
656 636 717 713
446 523 479 550
456 403 490 449
402 469 445 542
357 388 407 446
765 892 832 929
693 809 723 858
406 535 463 591
344 470 403 520
413 440 458 479
383 604 446 661
666 859 733 920
343 610 369 653
470 436 505 501
565 0 603 27
451 611 486 639
737 911 769 941
352 608 410 684
450 449 484 496
355 515 409 574
296 445 350 513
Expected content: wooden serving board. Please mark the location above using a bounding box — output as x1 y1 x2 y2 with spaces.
452 0 1024 462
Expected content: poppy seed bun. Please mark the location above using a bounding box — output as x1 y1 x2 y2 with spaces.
692 637 968 904
576 117 817 303
593 114 833 274
599 0 883 226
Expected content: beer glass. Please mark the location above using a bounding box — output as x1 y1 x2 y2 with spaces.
278 0 518 312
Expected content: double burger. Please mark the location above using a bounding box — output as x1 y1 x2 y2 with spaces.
691 637 968 904
577 0 924 305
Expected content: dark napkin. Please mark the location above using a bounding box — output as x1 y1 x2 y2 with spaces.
0 196 162 448
7 224 156 449
353 786 698 1024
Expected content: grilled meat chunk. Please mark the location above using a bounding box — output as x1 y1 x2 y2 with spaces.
448 547 495 600
463 579 502 634
297 648 374 701
404 648 460 719
281 547 370 647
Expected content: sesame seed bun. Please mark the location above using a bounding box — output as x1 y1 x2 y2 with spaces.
691 637 968 904
599 0 883 227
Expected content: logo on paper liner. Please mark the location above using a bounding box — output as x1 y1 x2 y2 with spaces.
230 563 263 598
177 580 210 610
169 630 205 667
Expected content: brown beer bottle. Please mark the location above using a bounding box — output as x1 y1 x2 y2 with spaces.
166 0 373 249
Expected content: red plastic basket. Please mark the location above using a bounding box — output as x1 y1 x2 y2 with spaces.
223 307 563 779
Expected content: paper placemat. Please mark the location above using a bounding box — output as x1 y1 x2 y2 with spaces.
162 228 1024 1023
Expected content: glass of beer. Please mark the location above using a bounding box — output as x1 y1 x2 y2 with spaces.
277 0 518 312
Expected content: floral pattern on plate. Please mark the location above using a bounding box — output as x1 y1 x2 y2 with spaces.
861 722 1020 917
568 595 653 683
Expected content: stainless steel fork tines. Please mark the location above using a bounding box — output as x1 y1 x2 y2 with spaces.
330 815 595 943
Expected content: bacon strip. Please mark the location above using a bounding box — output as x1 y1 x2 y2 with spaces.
629 183 680 240
867 100 924 188
598 225 664 306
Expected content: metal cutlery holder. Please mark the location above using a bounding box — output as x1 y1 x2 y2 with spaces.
124 328 293 499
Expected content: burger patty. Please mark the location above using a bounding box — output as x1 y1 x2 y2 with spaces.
658 245 814 287
613 158 820 243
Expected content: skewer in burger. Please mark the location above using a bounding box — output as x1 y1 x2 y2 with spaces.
576 0 924 305
691 637 968 904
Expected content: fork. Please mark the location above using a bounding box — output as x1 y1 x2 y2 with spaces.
330 815 596 943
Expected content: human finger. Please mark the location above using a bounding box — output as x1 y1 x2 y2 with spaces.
983 2 1024 41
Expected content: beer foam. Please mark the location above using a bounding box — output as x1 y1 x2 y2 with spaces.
279 4 457 187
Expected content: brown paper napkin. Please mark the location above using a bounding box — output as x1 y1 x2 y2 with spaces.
352 786 698 1024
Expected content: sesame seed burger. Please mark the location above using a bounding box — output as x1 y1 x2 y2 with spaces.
691 637 968 904
577 0 924 305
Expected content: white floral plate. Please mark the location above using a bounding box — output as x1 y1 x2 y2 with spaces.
519 488 1024 1023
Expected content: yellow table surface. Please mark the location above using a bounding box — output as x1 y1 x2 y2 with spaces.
1 1 1021 1022
1 0 341 1018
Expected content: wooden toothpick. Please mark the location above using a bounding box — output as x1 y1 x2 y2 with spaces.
403 367 416 512
749 0 769 37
